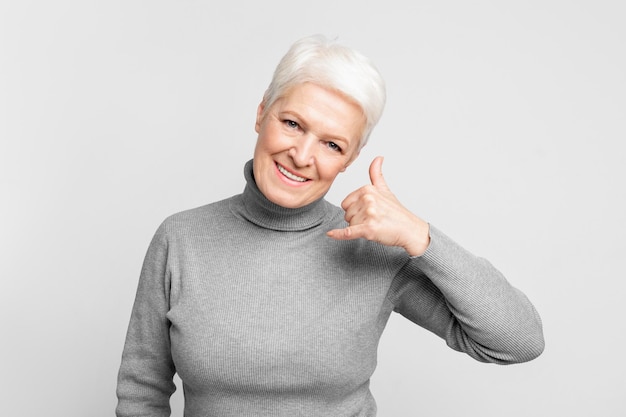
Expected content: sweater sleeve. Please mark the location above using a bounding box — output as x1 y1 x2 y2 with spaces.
116 222 177 416
388 225 544 364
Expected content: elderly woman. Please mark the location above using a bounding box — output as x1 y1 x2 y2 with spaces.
116 35 544 417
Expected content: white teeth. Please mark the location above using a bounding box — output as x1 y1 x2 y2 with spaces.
277 164 308 182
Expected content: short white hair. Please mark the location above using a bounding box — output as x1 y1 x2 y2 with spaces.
262 35 386 149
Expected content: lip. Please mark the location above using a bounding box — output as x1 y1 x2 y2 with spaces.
274 162 311 186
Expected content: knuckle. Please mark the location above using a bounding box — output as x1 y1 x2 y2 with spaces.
365 206 378 218
362 194 376 204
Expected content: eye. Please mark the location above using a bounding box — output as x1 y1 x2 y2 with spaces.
327 141 342 152
284 119 299 129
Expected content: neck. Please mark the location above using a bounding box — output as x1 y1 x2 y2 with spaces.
233 159 330 232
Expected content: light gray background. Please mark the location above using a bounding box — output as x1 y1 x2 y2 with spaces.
2 1 624 416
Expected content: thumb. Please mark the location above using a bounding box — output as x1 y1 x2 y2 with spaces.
369 156 388 189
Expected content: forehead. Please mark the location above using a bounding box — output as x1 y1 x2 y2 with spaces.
273 83 365 143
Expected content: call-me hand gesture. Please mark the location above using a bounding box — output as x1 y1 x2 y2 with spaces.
327 156 431 257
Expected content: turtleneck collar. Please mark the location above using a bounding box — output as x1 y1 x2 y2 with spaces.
232 159 330 232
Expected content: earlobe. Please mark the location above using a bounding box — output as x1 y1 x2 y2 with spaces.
255 102 265 133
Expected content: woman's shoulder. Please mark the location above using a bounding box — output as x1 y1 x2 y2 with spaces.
156 195 240 237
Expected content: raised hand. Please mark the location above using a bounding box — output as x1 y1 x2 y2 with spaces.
326 156 431 256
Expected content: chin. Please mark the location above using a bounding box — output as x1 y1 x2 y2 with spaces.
267 189 317 209
271 195 309 209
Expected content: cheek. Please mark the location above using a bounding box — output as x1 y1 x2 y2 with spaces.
257 125 288 153
317 161 346 182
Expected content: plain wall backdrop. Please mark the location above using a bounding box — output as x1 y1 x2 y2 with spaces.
2 1 624 416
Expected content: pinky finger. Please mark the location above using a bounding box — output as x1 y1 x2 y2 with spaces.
326 225 366 241
326 227 352 240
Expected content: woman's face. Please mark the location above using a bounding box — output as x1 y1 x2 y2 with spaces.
253 83 365 208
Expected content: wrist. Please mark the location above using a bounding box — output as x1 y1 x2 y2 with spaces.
404 219 430 257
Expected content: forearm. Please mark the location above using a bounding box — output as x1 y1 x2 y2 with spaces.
404 225 544 363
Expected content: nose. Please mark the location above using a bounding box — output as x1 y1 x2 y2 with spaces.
288 134 316 167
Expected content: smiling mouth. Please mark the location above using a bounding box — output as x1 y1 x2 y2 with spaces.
276 163 309 182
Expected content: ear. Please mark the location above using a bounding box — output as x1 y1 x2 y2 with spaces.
255 101 265 133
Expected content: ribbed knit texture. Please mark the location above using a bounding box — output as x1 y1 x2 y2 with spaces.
116 159 544 417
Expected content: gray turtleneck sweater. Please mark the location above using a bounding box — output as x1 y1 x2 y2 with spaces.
116 160 544 417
